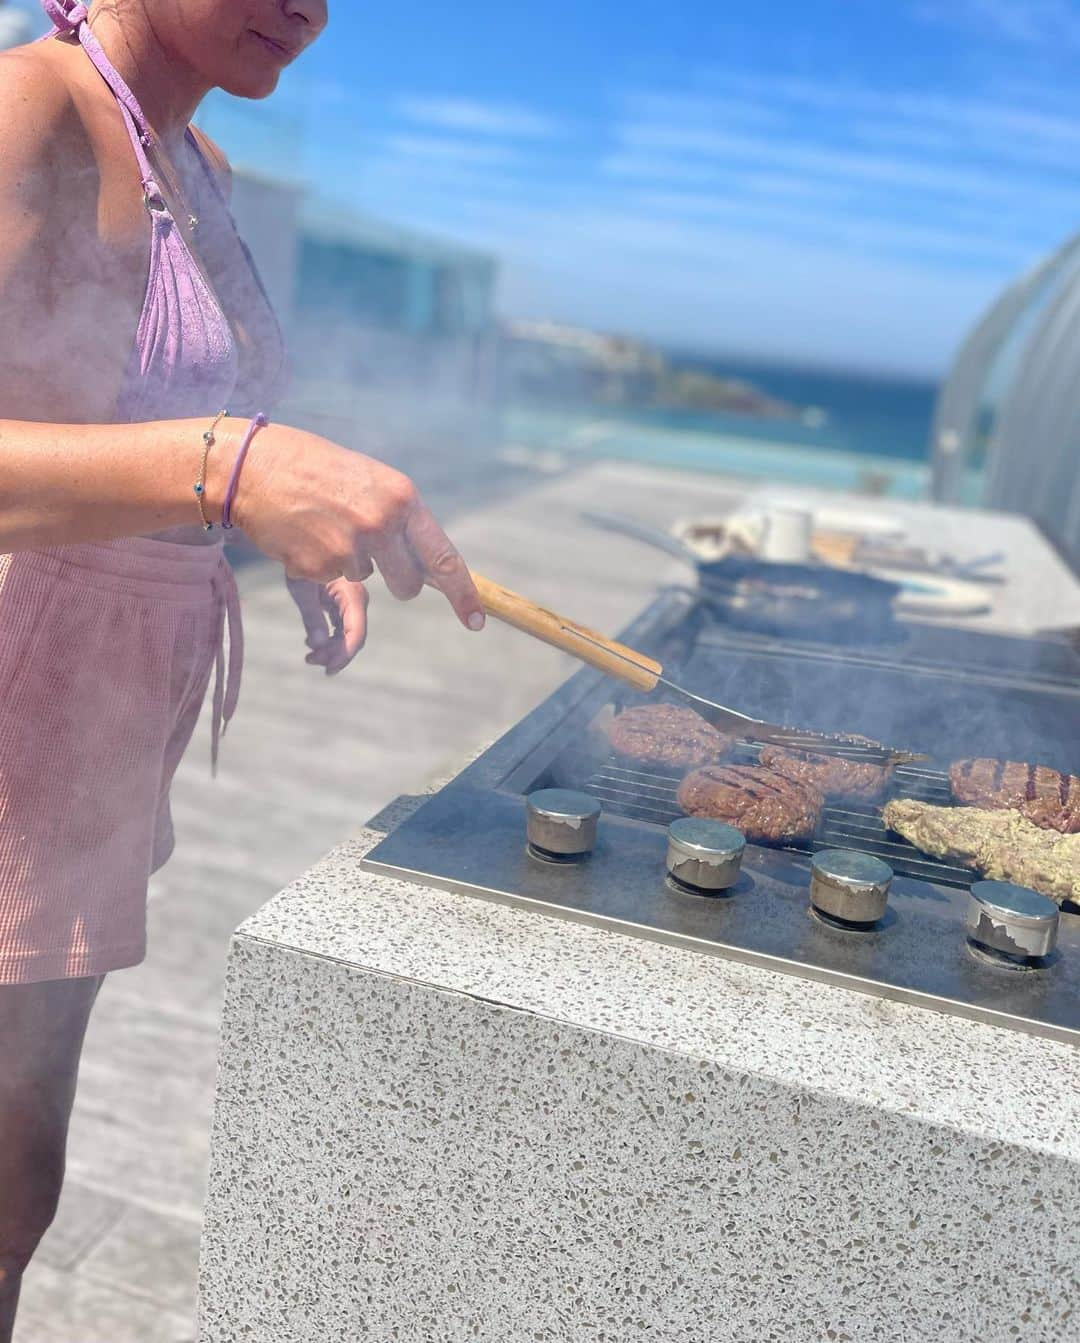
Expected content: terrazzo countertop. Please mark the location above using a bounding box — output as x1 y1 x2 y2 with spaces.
200 772 1080 1342
238 788 1080 1165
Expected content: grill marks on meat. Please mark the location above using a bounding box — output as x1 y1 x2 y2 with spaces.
1018 796 1080 835
950 757 1077 808
950 758 1080 832
759 744 894 801
678 764 823 843
606 705 734 771
883 799 1080 905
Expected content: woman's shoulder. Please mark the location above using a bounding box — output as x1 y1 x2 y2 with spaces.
0 43 78 135
0 44 88 192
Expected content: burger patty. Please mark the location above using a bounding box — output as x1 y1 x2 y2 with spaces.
606 705 735 771
759 744 894 801
950 759 1080 817
677 764 824 843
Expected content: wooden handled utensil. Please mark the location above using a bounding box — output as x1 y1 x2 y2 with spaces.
474 573 926 766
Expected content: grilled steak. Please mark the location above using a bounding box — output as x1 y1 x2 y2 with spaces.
1018 796 1080 834
607 705 734 771
759 744 894 801
677 764 823 843
883 799 1080 906
949 758 1080 815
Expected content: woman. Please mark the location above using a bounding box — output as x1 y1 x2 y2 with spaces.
0 1 486 1334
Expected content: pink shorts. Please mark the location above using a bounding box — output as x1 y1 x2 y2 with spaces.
0 536 242 985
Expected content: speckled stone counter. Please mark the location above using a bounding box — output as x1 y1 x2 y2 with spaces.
198 787 1080 1343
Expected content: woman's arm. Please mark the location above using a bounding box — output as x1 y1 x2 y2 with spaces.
0 56 483 629
0 413 483 628
0 416 233 548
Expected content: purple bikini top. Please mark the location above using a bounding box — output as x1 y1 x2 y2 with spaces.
38 0 287 421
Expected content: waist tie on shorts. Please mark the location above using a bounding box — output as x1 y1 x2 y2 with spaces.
13 537 245 774
210 557 243 776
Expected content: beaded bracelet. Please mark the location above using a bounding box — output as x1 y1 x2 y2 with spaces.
221 412 269 530
194 409 230 531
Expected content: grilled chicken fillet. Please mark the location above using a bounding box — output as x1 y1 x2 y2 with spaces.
883 799 1080 905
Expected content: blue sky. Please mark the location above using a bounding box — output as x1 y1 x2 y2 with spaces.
17 0 1080 374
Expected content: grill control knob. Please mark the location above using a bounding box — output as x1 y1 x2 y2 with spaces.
526 789 601 861
810 849 893 927
967 881 1059 961
666 818 745 893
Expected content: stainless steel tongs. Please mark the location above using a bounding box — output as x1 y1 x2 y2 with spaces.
473 573 926 766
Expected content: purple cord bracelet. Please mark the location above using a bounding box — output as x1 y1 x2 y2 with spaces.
220 412 268 530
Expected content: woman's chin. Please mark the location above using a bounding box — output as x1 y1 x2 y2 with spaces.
220 69 281 100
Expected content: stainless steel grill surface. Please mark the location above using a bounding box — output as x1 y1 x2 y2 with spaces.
365 588 1080 1044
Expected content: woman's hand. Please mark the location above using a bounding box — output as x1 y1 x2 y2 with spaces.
286 576 369 675
215 424 485 633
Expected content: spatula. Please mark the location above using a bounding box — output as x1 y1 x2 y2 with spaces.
474 573 925 766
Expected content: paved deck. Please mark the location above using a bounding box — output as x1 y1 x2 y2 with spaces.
15 461 1079 1340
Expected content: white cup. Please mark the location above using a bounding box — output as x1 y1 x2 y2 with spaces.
760 506 812 563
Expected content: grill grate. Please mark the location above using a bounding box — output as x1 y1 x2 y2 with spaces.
582 751 976 889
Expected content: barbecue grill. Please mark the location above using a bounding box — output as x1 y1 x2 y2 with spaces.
365 586 1080 1044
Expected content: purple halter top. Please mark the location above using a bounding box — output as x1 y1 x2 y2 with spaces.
38 0 286 421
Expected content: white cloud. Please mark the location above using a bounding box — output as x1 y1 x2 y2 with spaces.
604 155 859 203
914 0 1080 47
361 68 1070 297
620 91 783 129
603 71 1080 253
394 96 558 138
314 60 1080 372
703 72 1080 157
428 195 1006 375
634 190 1030 265
380 134 518 166
616 122 1072 204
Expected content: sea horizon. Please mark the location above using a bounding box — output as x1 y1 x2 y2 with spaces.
502 350 942 500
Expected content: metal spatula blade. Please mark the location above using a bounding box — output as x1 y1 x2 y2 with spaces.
657 677 927 765
472 573 926 767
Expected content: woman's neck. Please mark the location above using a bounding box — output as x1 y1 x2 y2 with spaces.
86 0 209 152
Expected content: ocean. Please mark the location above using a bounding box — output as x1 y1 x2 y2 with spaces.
504 357 941 500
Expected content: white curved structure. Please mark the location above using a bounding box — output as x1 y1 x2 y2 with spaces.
931 235 1080 569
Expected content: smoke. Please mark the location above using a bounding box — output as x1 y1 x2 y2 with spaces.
686 628 1078 772
221 172 503 507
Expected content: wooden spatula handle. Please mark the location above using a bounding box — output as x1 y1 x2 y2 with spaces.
473 574 662 693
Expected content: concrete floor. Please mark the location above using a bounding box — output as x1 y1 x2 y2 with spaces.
15 458 1079 1339
15 460 731 1341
